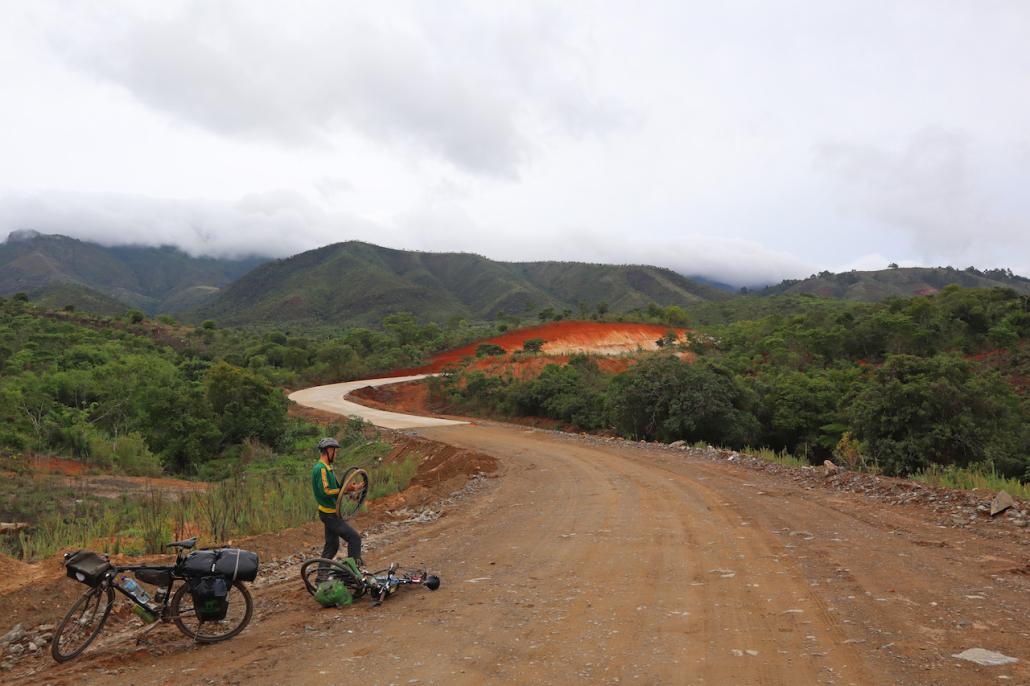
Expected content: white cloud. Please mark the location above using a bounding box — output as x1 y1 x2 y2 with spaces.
50 1 625 179
0 190 362 259
0 189 812 286
817 128 1030 273
2 1 1030 285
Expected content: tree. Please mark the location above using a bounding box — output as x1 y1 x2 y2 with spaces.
848 354 1027 477
605 357 759 446
204 362 288 449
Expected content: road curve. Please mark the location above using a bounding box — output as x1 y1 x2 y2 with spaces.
17 381 1029 685
288 375 467 429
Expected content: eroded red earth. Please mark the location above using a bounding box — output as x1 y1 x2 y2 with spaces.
395 320 689 374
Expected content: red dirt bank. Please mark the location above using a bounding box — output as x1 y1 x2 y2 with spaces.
394 320 689 374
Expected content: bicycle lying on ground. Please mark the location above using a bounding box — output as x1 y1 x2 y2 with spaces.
299 557 440 606
301 465 439 605
52 537 258 662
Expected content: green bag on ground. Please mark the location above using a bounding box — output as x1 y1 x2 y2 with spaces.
314 580 353 608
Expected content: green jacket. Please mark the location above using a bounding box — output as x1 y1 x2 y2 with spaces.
312 461 341 514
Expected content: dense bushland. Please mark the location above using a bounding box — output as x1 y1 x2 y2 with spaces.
437 287 1030 481
0 300 494 476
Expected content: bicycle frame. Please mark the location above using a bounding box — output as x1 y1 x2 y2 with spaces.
102 563 184 620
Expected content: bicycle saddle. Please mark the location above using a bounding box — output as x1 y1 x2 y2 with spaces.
166 537 197 549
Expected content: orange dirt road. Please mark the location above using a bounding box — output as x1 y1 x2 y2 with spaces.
11 422 1029 685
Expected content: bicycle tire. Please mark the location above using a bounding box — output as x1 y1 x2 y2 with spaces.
171 580 253 643
335 468 369 519
299 557 365 599
51 584 114 663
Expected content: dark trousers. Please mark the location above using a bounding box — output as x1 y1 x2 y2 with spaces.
319 512 362 561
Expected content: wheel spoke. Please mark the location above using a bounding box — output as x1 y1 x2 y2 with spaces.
52 585 113 662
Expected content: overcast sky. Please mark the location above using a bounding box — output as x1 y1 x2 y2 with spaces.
2 1 1029 286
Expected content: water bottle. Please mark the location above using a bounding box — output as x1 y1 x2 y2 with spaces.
120 576 151 605
121 576 157 622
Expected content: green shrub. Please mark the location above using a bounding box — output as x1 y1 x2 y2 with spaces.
522 338 545 353
475 343 506 357
109 433 163 476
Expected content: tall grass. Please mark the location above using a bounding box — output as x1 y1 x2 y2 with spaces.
3 450 422 561
744 446 810 469
913 462 1030 499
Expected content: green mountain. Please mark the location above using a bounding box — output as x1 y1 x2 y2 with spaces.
199 241 731 327
0 231 267 314
759 266 1030 300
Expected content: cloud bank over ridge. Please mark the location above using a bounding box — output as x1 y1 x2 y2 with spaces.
2 1 1030 285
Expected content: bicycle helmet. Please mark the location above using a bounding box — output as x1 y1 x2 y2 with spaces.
317 437 340 451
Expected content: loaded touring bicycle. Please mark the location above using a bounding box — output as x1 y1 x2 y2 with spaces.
53 537 258 662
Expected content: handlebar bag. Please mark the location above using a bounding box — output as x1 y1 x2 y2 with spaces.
65 551 111 587
212 548 259 582
188 575 229 621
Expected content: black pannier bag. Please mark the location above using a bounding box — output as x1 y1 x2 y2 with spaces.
188 576 229 621
182 549 218 576
64 550 111 587
212 548 259 582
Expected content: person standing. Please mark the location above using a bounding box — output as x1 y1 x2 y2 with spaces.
312 437 364 568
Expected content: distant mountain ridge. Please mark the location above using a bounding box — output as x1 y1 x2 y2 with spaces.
0 231 267 314
6 231 1029 326
198 241 732 327
759 266 1030 300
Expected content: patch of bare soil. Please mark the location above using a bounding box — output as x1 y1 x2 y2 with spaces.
392 320 691 374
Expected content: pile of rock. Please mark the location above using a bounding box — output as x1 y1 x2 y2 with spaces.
678 443 1029 535
0 623 54 671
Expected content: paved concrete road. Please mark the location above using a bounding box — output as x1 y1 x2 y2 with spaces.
287 375 467 429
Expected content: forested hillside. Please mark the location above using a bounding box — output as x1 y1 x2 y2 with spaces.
0 231 266 314
759 266 1030 300
198 241 730 327
439 286 1030 481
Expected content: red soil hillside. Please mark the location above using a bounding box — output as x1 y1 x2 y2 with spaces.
399 321 689 374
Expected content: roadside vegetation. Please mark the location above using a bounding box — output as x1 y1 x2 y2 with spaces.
0 296 486 560
0 298 494 475
1 416 416 561
435 286 1030 483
